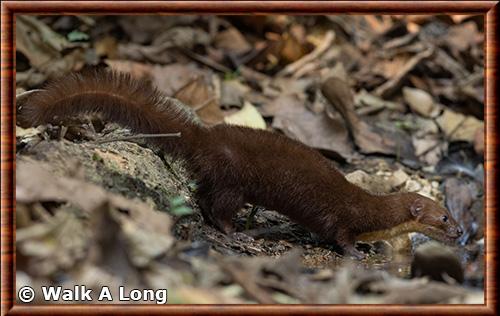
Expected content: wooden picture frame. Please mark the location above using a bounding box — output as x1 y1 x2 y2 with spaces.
1 1 497 315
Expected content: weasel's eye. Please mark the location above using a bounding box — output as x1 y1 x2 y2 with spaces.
442 215 448 222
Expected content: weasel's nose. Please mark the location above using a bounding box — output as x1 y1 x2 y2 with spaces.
456 227 463 237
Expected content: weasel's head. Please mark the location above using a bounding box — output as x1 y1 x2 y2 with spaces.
407 193 463 243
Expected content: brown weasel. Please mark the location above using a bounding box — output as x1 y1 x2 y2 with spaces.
17 68 463 259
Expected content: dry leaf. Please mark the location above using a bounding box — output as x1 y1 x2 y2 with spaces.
174 76 224 125
214 27 252 56
220 79 251 108
436 109 483 143
445 22 481 53
152 63 203 96
403 87 441 118
16 16 85 75
224 101 266 130
322 77 416 162
105 59 154 79
271 94 354 158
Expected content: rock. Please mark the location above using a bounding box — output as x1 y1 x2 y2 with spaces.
389 169 409 188
404 179 422 192
345 170 391 194
411 241 464 284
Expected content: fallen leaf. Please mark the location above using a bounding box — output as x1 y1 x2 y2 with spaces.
152 63 203 96
152 26 211 49
280 31 308 64
175 76 224 125
322 77 416 163
277 31 335 77
117 42 175 64
105 59 154 79
412 136 443 166
16 16 69 67
117 16 198 44
224 101 266 130
220 79 250 108
403 87 441 118
372 55 409 79
355 90 406 115
18 159 173 235
214 27 252 56
445 22 482 53
436 109 484 143
16 16 85 75
95 36 118 59
271 94 354 158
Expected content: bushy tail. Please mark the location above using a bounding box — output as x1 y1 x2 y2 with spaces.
17 68 205 157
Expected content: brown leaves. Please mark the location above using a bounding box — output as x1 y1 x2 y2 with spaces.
214 27 252 56
277 31 335 78
271 94 354 158
16 16 87 84
16 159 174 277
175 76 224 125
436 109 483 143
445 22 482 55
321 76 415 161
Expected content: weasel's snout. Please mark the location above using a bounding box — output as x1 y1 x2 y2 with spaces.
448 226 463 238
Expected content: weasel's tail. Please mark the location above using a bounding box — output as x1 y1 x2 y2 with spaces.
18 68 205 157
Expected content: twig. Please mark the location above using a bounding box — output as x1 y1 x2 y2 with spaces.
277 31 335 77
178 47 232 73
94 133 181 144
374 47 433 98
192 96 216 112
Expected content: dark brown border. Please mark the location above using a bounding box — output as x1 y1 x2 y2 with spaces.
1 1 498 315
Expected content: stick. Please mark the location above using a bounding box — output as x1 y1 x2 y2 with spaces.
94 132 181 144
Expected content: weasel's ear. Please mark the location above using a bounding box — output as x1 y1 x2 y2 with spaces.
410 199 423 217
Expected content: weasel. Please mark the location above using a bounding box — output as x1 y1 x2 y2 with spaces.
17 68 463 259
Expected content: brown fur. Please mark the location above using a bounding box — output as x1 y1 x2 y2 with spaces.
18 68 463 258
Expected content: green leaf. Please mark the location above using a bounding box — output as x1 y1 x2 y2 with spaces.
170 206 193 216
170 196 186 207
67 30 89 42
168 195 193 216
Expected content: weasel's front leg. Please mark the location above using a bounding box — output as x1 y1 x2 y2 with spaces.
336 230 366 260
343 244 366 260
209 189 245 235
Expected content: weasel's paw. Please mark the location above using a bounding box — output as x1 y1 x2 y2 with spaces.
345 247 366 260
